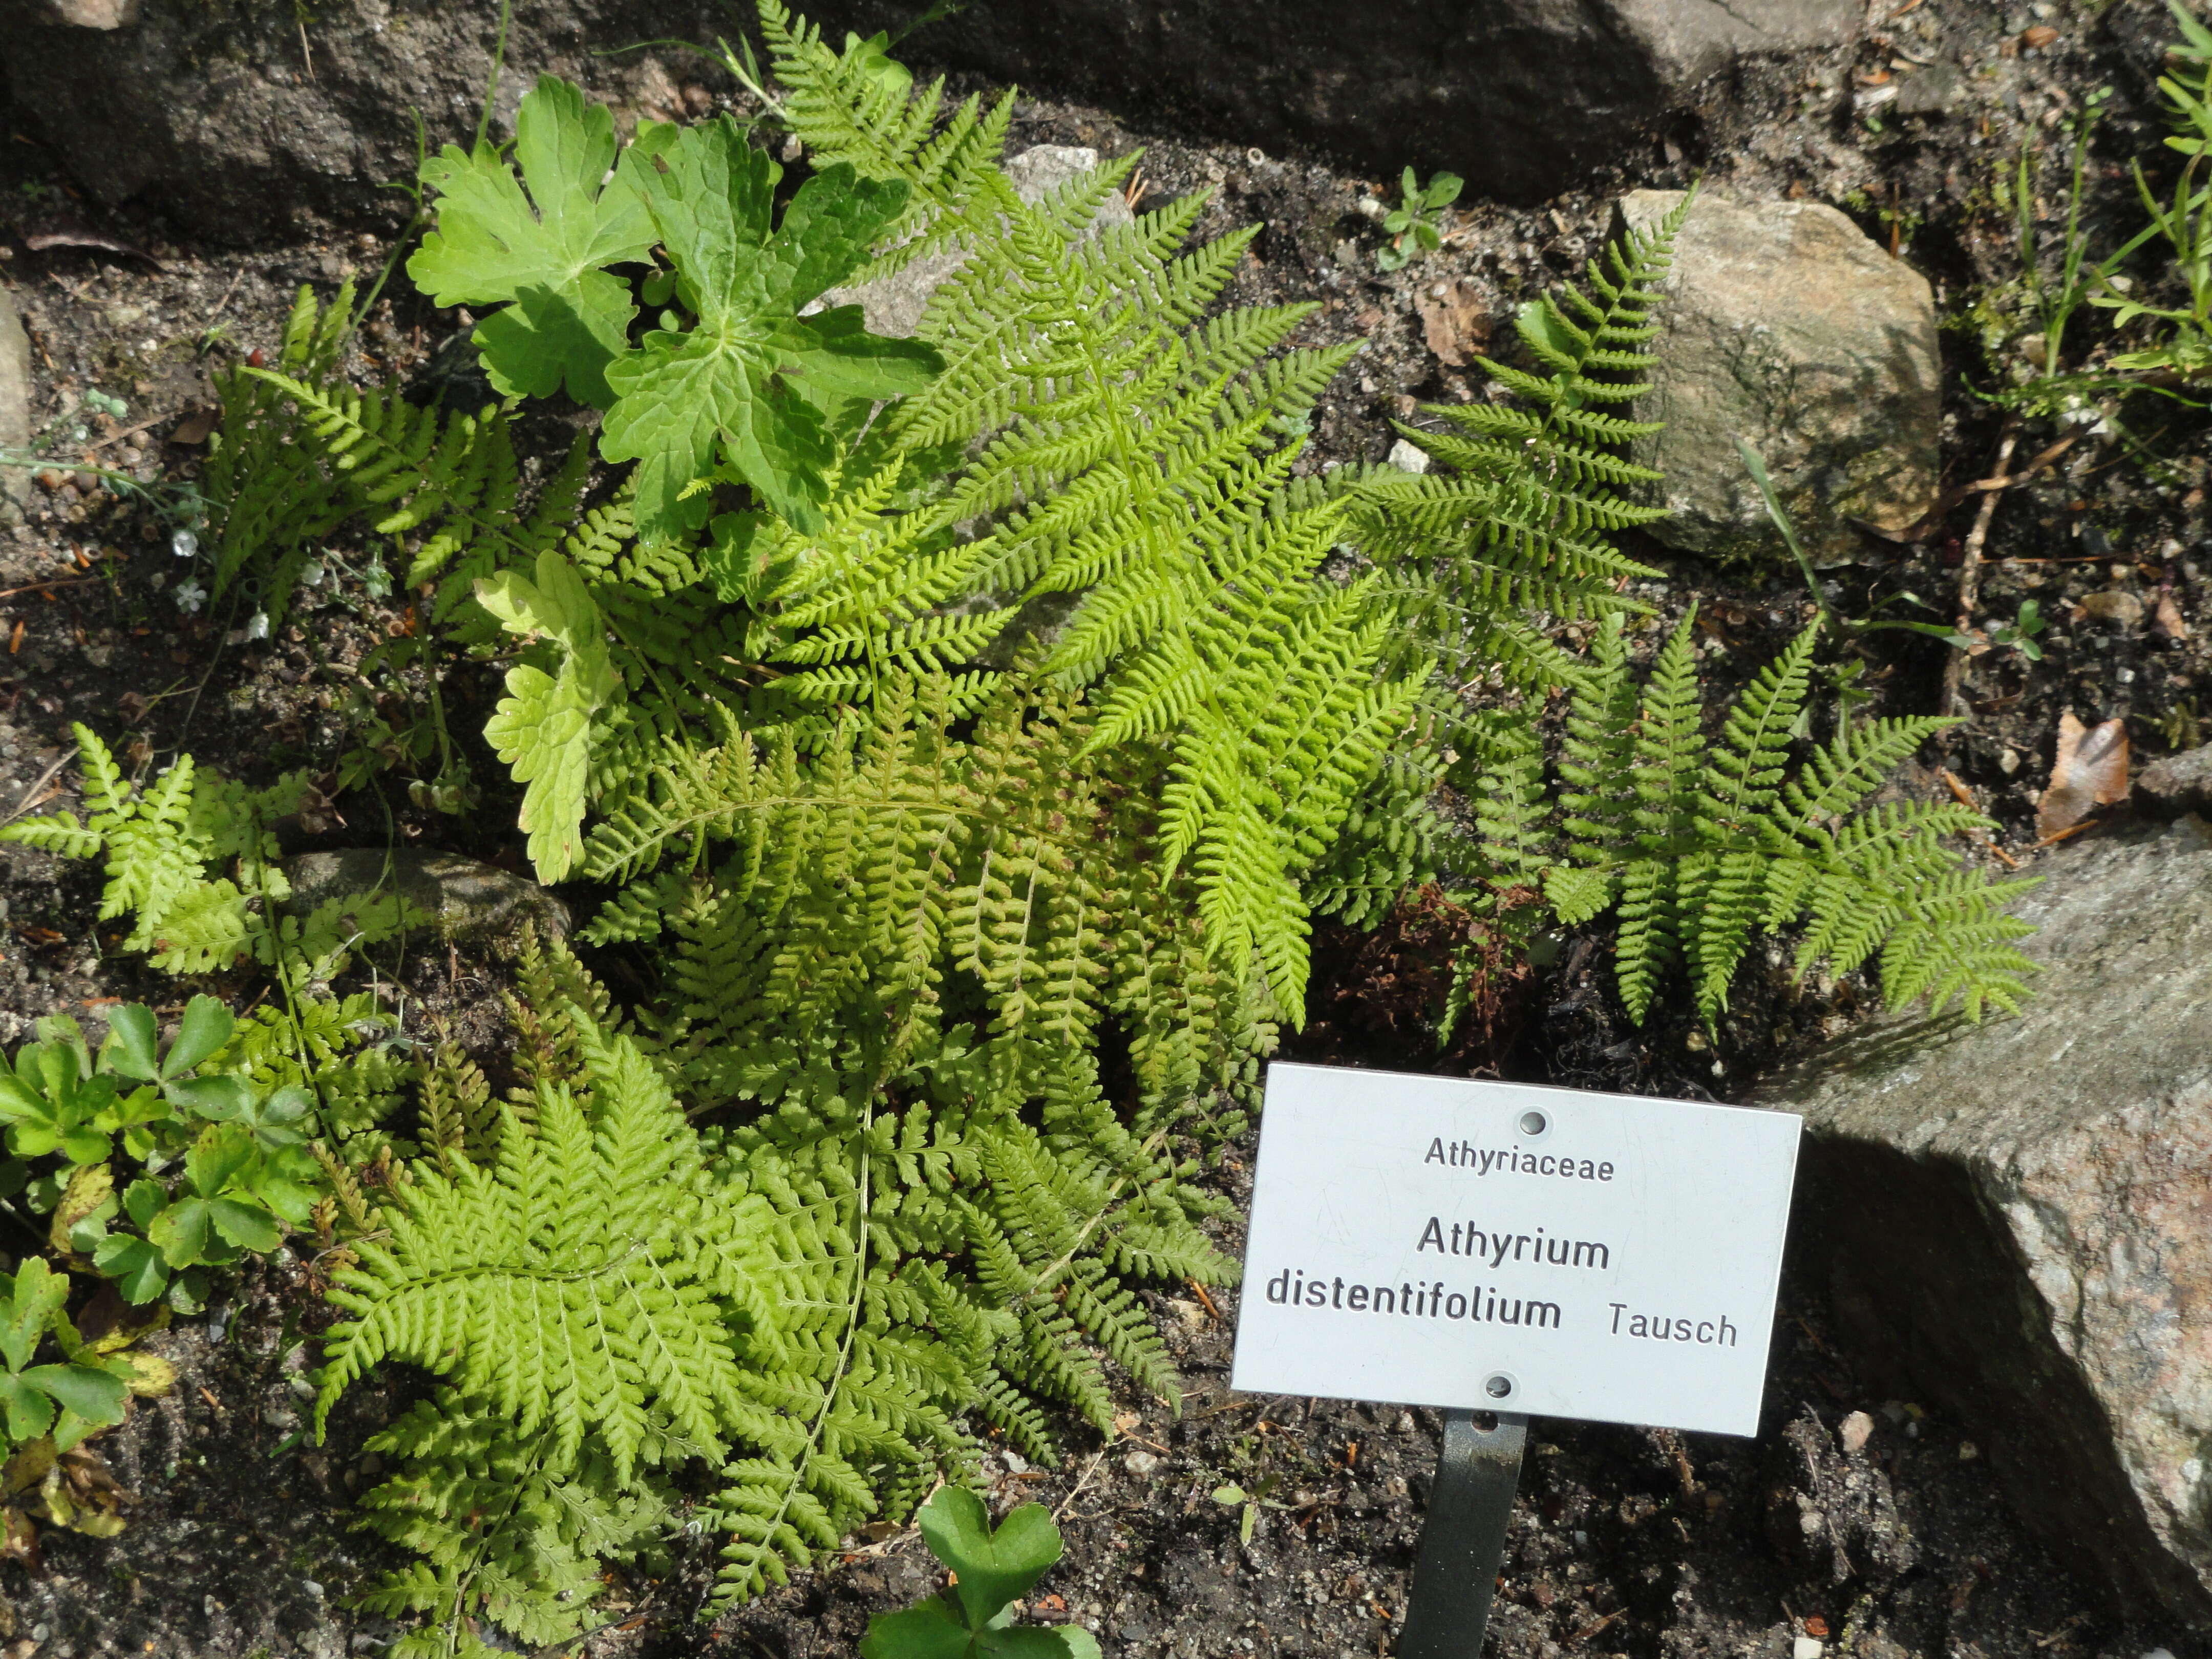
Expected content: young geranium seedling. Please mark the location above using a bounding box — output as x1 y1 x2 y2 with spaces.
860 1486 1100 1659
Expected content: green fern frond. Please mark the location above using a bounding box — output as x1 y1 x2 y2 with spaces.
1481 615 2036 1025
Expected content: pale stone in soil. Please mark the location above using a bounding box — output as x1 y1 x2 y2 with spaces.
1617 189 1940 566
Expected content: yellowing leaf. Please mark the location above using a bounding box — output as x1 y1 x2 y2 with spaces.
478 552 618 883
49 1163 114 1258
118 1351 175 1398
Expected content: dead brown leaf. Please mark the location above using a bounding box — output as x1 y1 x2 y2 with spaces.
2036 710 2129 840
166 406 219 446
2154 590 2190 641
22 230 164 270
1413 280 1491 368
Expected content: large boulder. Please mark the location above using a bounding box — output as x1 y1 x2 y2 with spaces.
0 0 729 243
1618 189 1941 566
811 0 1859 207
0 0 1859 242
1751 816 2212 1618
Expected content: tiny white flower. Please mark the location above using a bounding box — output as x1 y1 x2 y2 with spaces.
244 610 271 642
174 578 208 614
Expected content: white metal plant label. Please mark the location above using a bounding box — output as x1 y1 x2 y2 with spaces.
1230 1064 1802 1437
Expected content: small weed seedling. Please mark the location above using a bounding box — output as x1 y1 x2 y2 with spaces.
861 1486 1098 1659
1212 1473 1292 1546
1377 167 1463 271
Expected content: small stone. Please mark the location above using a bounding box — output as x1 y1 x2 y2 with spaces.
1798 1507 1825 1536
282 848 570 948
1002 1449 1029 1474
1794 1640 1825 1659
1386 438 1431 475
1123 1450 1162 1477
2076 589 2144 629
1838 1410 1875 1454
1615 189 1939 566
26 0 137 25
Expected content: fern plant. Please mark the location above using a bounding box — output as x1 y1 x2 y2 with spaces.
182 12 2043 1652
204 278 360 623
1474 612 2038 1026
0 725 416 986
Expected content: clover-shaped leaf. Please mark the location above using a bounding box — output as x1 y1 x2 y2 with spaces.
861 1488 1099 1659
144 1126 286 1267
0 1045 117 1164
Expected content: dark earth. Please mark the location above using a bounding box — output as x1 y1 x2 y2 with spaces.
0 0 2208 1656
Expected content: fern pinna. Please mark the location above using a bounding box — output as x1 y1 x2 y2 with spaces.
1475 612 2038 1026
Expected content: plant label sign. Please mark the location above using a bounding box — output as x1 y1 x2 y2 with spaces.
1230 1064 1801 1437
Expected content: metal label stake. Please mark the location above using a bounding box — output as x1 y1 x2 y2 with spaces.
1399 1408 1528 1658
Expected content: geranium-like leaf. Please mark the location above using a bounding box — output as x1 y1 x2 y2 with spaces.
406 77 666 408
601 119 938 541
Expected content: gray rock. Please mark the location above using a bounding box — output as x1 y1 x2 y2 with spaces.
819 145 1134 338
284 848 568 949
0 0 1857 241
1892 59 1963 117
0 285 29 528
1385 438 1431 475
2137 743 2212 818
1751 816 2212 1617
0 0 729 242
810 0 1857 207
1618 189 1941 566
